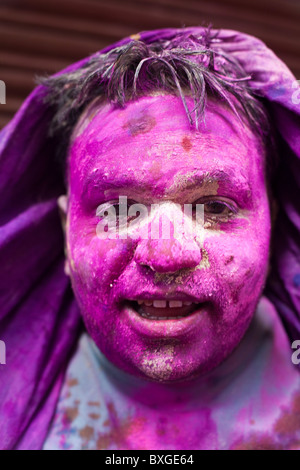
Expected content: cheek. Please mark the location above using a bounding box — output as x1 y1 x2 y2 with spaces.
67 214 135 302
203 218 271 310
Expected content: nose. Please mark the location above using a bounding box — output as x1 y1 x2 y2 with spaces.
133 202 202 273
134 238 202 273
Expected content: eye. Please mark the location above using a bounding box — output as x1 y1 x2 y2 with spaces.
192 197 237 224
204 201 235 216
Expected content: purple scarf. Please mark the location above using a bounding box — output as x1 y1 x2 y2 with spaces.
0 27 299 450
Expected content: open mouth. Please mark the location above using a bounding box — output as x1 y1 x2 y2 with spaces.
129 299 205 320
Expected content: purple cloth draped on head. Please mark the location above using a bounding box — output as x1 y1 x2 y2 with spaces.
0 27 299 450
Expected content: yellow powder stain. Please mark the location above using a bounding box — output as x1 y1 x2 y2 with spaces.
70 256 76 272
203 178 219 196
154 272 176 284
66 224 77 273
167 171 219 199
141 345 175 381
198 248 210 269
130 33 141 40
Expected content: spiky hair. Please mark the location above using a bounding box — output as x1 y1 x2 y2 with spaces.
39 28 278 178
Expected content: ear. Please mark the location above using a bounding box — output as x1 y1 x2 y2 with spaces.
57 195 68 231
57 195 71 276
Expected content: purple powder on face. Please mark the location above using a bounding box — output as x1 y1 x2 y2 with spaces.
66 94 271 382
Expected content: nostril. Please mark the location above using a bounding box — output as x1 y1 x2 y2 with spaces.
138 262 156 272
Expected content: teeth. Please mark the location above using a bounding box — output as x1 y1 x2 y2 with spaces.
153 300 167 308
137 300 194 308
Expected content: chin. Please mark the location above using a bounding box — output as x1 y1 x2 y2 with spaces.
116 346 229 384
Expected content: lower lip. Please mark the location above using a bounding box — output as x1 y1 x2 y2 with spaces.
123 302 211 338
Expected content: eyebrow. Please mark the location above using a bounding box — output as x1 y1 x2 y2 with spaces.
172 169 251 191
82 167 252 205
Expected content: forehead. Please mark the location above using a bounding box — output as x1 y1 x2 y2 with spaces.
68 94 265 191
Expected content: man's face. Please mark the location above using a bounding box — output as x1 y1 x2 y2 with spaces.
63 94 271 382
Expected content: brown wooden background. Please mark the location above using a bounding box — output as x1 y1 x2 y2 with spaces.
1 0 300 130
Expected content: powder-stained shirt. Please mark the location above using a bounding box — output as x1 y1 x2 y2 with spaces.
43 297 300 450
